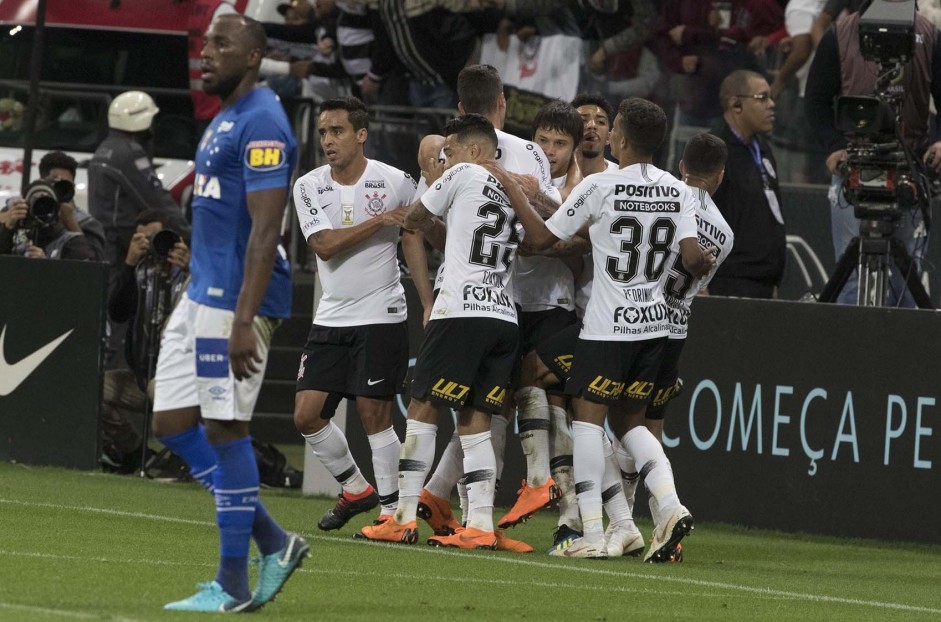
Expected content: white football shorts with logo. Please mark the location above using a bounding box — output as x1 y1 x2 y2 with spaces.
153 293 277 421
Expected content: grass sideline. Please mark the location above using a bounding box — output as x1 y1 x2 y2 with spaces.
1 461 939 621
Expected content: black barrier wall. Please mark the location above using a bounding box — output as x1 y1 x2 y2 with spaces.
0 256 107 469
666 296 941 544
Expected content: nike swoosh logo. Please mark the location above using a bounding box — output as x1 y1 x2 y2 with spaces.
366 378 384 386
0 326 74 397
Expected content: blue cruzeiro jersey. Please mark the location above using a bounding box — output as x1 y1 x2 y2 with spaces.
188 87 295 318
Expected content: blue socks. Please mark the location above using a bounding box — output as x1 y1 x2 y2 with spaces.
158 428 288 598
157 425 217 491
211 437 258 602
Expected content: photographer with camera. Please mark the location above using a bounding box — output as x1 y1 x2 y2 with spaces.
39 151 106 262
805 0 941 307
0 178 94 260
101 208 190 473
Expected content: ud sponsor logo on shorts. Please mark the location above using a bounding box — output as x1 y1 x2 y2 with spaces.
651 381 680 407
588 375 625 399
554 353 573 373
624 380 654 400
485 386 506 407
431 378 470 403
245 140 287 171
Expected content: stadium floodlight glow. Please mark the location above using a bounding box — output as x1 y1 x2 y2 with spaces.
8 25 21 36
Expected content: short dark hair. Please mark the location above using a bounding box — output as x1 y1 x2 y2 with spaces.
39 151 77 178
719 69 765 111
532 101 584 146
617 98 667 156
444 113 498 152
457 64 503 116
682 133 727 177
217 13 268 55
571 92 614 123
319 97 369 131
136 208 190 243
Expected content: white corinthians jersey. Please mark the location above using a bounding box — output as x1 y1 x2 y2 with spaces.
662 186 734 339
433 129 560 302
572 160 620 317
515 174 575 312
421 162 519 324
499 129 571 311
546 163 697 341
294 159 417 326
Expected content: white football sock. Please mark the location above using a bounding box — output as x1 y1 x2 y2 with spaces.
515 386 551 486
601 436 634 528
612 436 638 513
490 414 508 484
394 419 437 524
549 405 580 531
367 426 401 516
572 420 606 544
303 421 369 495
425 429 464 500
461 431 496 532
622 426 680 517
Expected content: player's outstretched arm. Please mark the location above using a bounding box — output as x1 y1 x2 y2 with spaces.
231 186 286 380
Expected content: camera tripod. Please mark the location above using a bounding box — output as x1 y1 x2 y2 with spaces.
818 218 933 308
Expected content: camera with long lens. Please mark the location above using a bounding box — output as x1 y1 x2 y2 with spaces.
834 0 930 221
18 178 65 231
148 229 182 259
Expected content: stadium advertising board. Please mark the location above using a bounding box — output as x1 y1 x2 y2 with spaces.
0 255 107 469
663 297 941 543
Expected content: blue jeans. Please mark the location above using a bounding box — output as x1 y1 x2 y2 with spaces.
408 81 458 110
828 174 928 306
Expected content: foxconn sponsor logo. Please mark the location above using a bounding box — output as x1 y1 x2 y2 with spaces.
613 304 667 324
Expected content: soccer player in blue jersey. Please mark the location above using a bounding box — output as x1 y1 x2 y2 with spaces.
150 14 308 613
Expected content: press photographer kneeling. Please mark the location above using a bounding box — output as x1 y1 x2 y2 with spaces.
0 178 94 260
102 209 190 473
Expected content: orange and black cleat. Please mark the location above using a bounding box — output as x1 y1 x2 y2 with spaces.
428 526 497 550
417 489 462 536
356 517 419 544
497 478 562 529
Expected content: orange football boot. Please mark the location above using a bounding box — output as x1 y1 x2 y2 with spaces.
417 489 462 536
497 478 562 528
356 517 419 544
494 530 533 553
427 526 497 550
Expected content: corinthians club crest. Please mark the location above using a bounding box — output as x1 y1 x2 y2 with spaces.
365 191 387 217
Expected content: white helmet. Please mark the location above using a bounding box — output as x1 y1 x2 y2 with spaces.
108 91 159 132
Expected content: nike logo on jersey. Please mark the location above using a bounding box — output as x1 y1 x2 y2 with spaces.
0 326 74 397
366 378 384 386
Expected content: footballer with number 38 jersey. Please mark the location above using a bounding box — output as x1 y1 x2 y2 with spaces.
545 163 698 341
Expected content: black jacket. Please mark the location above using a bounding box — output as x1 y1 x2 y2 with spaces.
711 121 786 286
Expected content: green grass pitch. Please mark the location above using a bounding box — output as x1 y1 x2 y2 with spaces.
1 461 939 621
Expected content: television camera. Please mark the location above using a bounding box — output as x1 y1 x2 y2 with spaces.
819 0 935 308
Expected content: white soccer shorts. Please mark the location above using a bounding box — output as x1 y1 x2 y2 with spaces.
152 293 277 421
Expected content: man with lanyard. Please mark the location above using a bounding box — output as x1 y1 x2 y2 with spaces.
709 69 785 299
